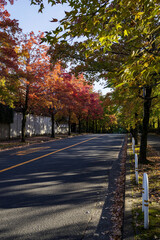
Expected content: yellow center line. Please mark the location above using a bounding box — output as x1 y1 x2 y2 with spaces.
0 136 98 173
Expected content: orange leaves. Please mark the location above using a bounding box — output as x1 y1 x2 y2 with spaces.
0 2 21 106
26 65 32 72
15 31 52 113
41 69 103 121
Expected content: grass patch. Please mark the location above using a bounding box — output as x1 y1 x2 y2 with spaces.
128 141 160 240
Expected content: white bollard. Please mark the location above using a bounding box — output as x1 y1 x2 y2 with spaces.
142 174 145 212
135 154 139 184
132 138 135 154
142 173 149 229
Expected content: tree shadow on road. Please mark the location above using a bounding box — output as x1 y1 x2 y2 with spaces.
0 134 125 240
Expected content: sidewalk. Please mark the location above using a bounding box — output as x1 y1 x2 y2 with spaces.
123 152 135 240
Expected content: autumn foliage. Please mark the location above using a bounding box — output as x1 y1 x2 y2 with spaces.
0 1 21 106
0 2 118 141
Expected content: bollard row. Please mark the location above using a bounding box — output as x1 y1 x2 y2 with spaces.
131 137 149 229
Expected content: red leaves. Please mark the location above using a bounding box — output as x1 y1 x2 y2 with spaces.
42 71 103 122
0 3 20 84
15 31 51 113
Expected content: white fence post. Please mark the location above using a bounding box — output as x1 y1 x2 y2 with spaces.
135 154 139 184
132 137 135 154
142 173 149 229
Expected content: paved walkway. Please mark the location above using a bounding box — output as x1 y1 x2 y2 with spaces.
148 133 160 152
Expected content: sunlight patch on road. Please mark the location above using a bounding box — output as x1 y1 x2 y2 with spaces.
15 146 51 156
0 136 99 173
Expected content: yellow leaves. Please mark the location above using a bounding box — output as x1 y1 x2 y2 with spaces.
135 12 144 20
0 77 6 87
99 36 106 44
93 17 99 26
22 49 30 59
0 77 16 108
124 29 128 36
14 46 20 54
84 28 90 33
144 62 149 68
116 23 122 30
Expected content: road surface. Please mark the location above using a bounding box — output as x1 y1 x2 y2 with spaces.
0 134 125 240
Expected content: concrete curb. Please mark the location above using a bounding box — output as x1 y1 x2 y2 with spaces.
123 152 135 239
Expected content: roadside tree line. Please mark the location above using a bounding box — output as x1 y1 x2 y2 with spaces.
1 1 119 142
30 0 160 164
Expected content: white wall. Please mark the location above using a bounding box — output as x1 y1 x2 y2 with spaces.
8 112 68 138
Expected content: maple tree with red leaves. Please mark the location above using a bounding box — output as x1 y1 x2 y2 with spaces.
42 70 104 136
0 1 21 106
15 31 51 141
58 74 104 134
88 92 104 133
38 63 65 138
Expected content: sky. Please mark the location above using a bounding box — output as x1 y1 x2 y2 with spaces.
6 0 111 95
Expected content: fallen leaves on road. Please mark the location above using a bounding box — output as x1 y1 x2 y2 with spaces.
109 136 127 240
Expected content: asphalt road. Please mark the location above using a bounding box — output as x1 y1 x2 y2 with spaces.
0 134 125 240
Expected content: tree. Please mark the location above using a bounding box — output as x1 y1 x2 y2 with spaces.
100 93 118 133
16 31 50 142
48 72 104 135
0 1 21 107
39 63 65 138
149 87 160 132
58 73 92 135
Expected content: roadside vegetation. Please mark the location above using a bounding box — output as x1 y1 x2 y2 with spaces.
128 142 160 240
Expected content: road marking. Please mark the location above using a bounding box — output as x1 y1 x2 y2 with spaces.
0 136 98 173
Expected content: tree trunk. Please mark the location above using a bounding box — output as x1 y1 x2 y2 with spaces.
158 118 160 133
92 120 95 133
133 113 139 145
51 111 55 138
86 116 89 133
78 117 81 134
22 110 27 142
68 110 71 136
21 85 29 142
95 120 98 133
139 86 152 163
